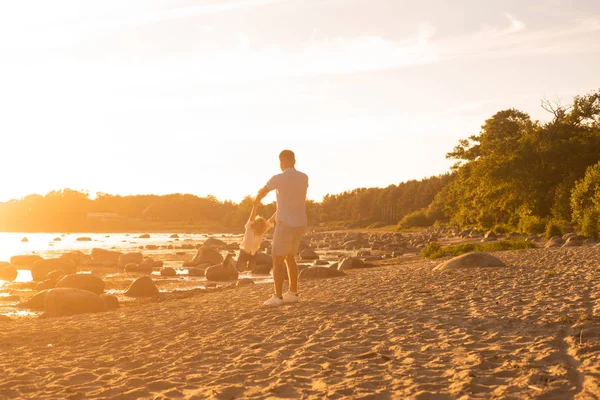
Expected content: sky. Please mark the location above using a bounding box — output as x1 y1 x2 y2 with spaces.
0 0 599 204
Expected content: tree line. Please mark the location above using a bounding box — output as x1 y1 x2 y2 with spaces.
1 89 598 236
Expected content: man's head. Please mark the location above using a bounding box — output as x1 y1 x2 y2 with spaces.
279 150 296 171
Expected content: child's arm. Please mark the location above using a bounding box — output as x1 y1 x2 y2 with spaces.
249 204 258 221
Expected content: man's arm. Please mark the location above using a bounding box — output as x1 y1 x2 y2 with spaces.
254 185 272 204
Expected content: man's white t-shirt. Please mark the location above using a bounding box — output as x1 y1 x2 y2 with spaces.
240 219 274 255
266 167 309 227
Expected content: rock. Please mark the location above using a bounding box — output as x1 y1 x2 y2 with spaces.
484 230 497 239
203 237 228 248
236 278 255 287
36 279 56 290
124 263 153 274
91 248 122 264
433 252 506 271
76 237 92 242
118 252 144 268
0 315 12 322
124 276 159 298
299 248 319 261
55 274 105 295
364 256 383 262
254 252 273 267
31 259 77 281
46 270 67 281
314 260 329 266
0 265 17 282
0 295 19 302
170 234 180 239
44 288 106 317
563 239 583 247
146 245 159 250
357 251 371 257
100 294 119 310
192 247 224 266
300 267 346 280
251 264 272 275
584 238 598 247
338 257 365 270
160 267 177 277
138 234 151 239
60 251 86 265
205 255 239 281
9 255 44 268
22 290 50 310
53 237 62 242
481 237 497 243
21 237 28 243
188 267 205 277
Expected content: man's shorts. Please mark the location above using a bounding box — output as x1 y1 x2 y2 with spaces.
272 222 306 257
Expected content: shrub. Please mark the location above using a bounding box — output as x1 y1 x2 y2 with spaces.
492 224 512 235
518 215 546 234
421 239 536 259
545 220 564 240
399 210 432 228
367 221 387 229
580 208 600 239
571 161 600 224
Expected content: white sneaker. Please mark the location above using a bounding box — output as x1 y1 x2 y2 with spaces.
282 291 299 303
263 295 284 306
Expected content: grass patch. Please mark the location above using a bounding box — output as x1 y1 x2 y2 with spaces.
421 239 536 259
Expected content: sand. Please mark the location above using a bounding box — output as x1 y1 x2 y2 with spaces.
1 246 600 399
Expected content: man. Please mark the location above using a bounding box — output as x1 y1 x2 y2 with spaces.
255 150 309 306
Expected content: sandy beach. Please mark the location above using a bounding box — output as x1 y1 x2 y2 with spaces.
0 246 599 399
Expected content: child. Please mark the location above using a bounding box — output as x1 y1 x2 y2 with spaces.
237 202 276 271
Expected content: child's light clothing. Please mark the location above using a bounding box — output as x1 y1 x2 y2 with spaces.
240 218 274 255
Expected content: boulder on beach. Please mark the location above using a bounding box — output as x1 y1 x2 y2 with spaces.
251 264 272 275
254 252 273 267
36 280 56 290
31 259 77 281
205 255 239 281
53 237 61 242
203 238 228 248
338 257 365 270
21 290 50 310
45 288 106 317
170 234 180 239
9 255 44 268
300 267 346 280
125 276 159 298
91 248 123 264
299 248 319 261
160 267 177 277
100 294 119 310
124 263 153 274
188 267 205 277
118 252 144 268
0 264 17 282
192 247 224 266
55 274 105 295
146 245 159 250
545 237 564 248
138 234 151 239
60 251 86 265
236 278 255 287
433 252 506 272
21 237 28 243
76 237 92 242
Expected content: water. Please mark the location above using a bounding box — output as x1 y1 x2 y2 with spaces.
0 232 338 318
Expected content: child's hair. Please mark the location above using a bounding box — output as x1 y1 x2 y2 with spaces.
252 216 268 235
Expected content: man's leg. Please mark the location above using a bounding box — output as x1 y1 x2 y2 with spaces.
285 254 299 293
272 255 286 298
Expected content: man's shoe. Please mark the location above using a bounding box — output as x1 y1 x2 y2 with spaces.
282 291 299 303
263 295 284 306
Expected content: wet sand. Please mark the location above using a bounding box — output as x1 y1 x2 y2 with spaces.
1 246 600 399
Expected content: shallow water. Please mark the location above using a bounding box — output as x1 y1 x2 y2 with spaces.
0 232 339 318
